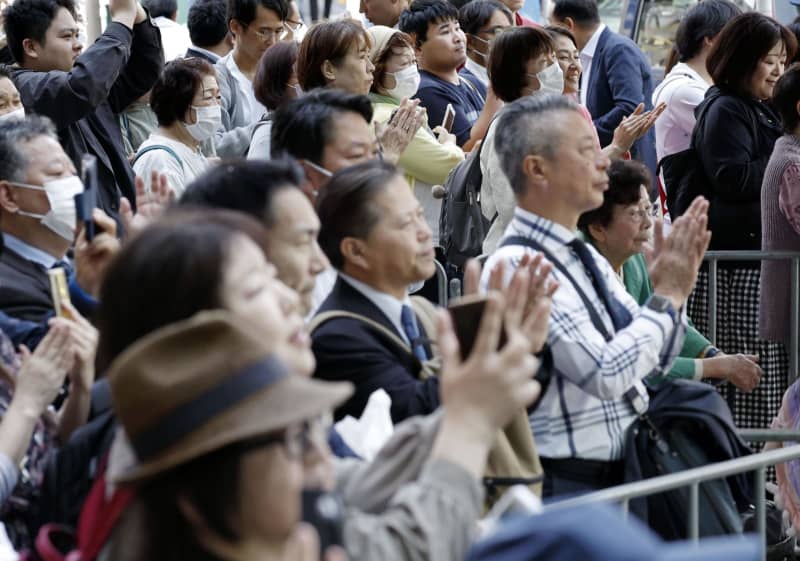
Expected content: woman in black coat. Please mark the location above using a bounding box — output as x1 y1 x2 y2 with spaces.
689 12 796 437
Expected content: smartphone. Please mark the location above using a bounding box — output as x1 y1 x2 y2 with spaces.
48 267 73 319
441 103 455 133
77 155 98 241
302 489 345 555
448 294 506 360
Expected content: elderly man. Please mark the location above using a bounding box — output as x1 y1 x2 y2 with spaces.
482 94 710 496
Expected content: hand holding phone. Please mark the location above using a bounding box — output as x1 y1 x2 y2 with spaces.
441 103 455 133
448 294 507 360
48 267 73 319
77 155 98 242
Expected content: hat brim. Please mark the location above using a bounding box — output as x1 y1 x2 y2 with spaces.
656 534 762 561
115 376 353 484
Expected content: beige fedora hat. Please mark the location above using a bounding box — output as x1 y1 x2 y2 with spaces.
108 310 353 483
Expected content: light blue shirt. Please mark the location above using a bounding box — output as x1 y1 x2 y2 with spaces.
2 234 62 269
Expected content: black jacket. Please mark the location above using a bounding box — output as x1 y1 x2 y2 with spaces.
311 277 439 423
0 247 54 323
10 18 163 219
693 86 782 251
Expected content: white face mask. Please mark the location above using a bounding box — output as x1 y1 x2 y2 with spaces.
386 65 421 101
0 107 25 122
529 61 565 96
12 175 84 241
184 104 222 142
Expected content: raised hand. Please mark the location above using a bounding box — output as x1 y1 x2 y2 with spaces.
120 169 175 236
75 208 121 298
610 102 667 154
60 303 98 392
376 98 426 165
647 196 712 309
14 321 74 416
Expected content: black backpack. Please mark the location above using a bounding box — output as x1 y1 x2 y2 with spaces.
438 136 492 270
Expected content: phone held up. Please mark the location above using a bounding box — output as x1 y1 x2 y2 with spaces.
75 154 98 242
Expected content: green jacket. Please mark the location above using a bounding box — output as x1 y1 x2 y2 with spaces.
621 253 714 381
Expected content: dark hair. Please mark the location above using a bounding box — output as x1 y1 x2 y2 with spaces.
458 0 512 36
675 0 741 62
254 40 298 110
3 0 77 63
296 20 370 91
227 0 288 26
790 21 800 64
545 23 577 48
317 160 400 269
772 63 800 133
489 26 554 102
551 0 599 27
399 0 460 45
95 210 269 372
494 93 580 194
0 65 12 80
142 0 177 18
0 114 56 183
578 159 650 235
180 159 304 226
370 31 415 95
270 88 374 163
188 0 229 48
150 58 216 127
707 13 797 97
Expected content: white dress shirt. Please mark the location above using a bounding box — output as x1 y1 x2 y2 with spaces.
579 23 606 107
219 52 267 124
463 57 489 89
339 273 414 345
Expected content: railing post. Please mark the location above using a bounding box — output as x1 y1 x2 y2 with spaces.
756 467 766 549
708 258 718 346
688 482 699 543
791 257 799 382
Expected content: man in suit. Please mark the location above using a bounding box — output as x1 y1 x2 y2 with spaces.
549 0 657 174
0 116 81 322
3 0 163 221
312 160 440 423
185 0 233 64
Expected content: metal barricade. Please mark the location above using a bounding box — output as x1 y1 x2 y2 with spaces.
703 251 800 381
543 444 800 548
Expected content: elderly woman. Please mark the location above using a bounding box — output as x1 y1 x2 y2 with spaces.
133 58 220 198
367 25 465 245
688 13 796 434
0 66 23 120
579 159 762 391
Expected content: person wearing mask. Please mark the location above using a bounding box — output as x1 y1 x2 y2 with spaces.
180 159 328 317
133 58 219 197
479 26 658 254
368 25 464 245
652 0 741 218
185 0 233 63
3 0 163 221
689 12 795 436
760 66 800 359
549 0 657 173
296 19 424 166
217 0 287 129
247 40 300 160
97 210 546 561
142 0 190 61
282 0 304 42
578 158 762 391
0 65 22 120
483 94 709 495
400 0 498 150
458 0 513 91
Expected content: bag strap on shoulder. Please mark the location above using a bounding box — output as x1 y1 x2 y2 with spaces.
308 310 412 353
132 144 184 171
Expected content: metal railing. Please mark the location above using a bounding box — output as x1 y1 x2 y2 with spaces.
704 251 800 381
543 444 800 548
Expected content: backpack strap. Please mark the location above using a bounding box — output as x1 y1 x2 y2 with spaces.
460 74 485 105
309 310 412 353
131 144 184 172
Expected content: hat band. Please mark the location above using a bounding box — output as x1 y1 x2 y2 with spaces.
131 355 289 462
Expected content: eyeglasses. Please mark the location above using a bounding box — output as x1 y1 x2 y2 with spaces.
249 24 287 41
624 207 652 224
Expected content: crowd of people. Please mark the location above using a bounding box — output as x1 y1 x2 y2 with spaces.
0 0 796 557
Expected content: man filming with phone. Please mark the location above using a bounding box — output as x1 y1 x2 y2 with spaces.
482 94 710 496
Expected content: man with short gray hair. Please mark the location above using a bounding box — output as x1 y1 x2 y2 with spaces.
482 94 711 496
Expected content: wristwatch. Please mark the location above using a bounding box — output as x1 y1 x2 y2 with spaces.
646 294 677 323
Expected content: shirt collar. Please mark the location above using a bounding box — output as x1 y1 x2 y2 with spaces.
507 207 577 251
189 45 220 63
2 234 61 269
338 273 412 340
581 23 606 59
463 58 489 88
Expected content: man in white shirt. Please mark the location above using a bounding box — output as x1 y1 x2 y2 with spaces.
142 0 191 61
483 93 710 496
216 0 287 128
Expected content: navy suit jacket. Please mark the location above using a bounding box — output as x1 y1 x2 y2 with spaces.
311 277 440 423
586 27 657 174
